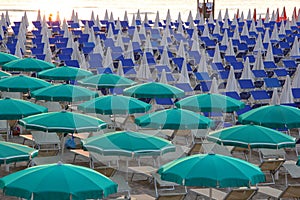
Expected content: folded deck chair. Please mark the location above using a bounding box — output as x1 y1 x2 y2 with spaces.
31 131 61 152
258 158 285 185
258 184 300 199
282 160 300 186
152 172 184 198
29 149 60 166
110 173 131 199
258 148 286 162
191 187 258 200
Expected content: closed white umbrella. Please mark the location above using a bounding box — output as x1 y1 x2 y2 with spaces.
280 76 294 104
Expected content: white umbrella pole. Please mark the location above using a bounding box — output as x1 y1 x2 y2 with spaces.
6 121 10 141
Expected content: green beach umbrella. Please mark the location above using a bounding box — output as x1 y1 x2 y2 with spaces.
0 162 117 200
37 66 93 81
0 75 51 92
207 124 296 149
2 57 55 72
0 97 47 120
78 95 151 115
157 153 265 187
78 73 136 88
135 108 213 130
238 105 300 129
0 141 38 166
175 93 245 112
123 82 185 98
19 111 107 133
0 52 19 65
0 97 48 139
31 84 99 102
82 131 175 157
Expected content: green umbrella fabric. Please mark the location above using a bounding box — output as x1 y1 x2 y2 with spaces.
175 93 245 112
2 58 55 72
135 108 213 130
0 162 117 200
82 131 175 157
19 111 107 133
238 105 300 129
31 84 99 102
0 97 48 120
0 75 51 92
207 124 296 149
78 95 151 115
123 82 185 98
297 156 300 166
0 141 38 164
37 66 93 81
0 70 11 78
157 153 265 187
0 52 19 65
78 73 136 88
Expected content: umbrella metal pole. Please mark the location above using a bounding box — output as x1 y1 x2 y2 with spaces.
209 187 212 200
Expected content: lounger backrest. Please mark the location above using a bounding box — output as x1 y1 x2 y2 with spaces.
259 159 285 173
279 184 300 199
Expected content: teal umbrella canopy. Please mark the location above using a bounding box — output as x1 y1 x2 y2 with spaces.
0 75 51 92
78 73 136 88
19 111 107 133
0 162 117 200
0 97 47 120
31 84 99 102
135 108 213 130
175 93 245 112
83 131 175 157
238 105 300 129
157 153 265 187
2 58 55 72
123 82 185 98
0 52 19 65
78 95 151 115
37 66 93 81
207 124 296 149
0 141 38 164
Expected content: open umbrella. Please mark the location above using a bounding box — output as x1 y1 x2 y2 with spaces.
0 97 47 120
0 75 51 92
0 162 117 200
135 108 213 130
123 82 185 98
2 58 55 72
158 153 265 199
207 124 296 149
175 93 245 112
82 131 175 157
19 111 107 133
238 105 300 129
77 95 151 115
0 52 19 65
37 66 93 81
0 97 48 139
158 153 265 187
0 141 38 171
31 84 99 102
78 73 136 88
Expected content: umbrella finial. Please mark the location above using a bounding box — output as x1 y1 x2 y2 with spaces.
57 161 63 165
